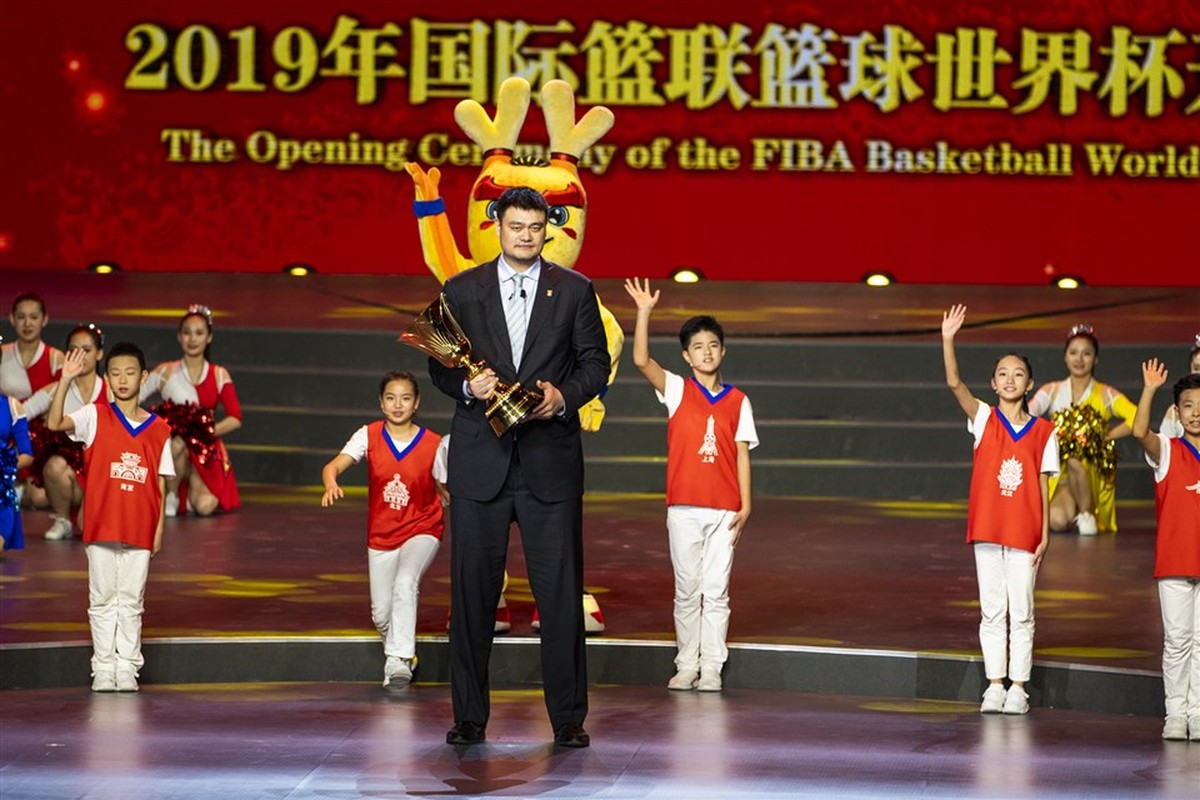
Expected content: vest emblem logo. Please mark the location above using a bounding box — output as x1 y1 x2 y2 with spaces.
109 452 149 484
384 473 410 510
997 456 1023 497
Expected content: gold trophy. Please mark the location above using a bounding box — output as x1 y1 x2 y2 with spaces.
400 294 543 436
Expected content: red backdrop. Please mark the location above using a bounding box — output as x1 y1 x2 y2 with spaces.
1 1 1197 285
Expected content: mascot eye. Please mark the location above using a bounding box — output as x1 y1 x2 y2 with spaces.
485 200 499 221
547 205 569 227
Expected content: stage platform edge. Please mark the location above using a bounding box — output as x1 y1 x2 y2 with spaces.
0 636 1163 718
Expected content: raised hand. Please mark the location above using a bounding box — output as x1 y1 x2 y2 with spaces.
1142 358 1168 389
623 278 660 311
942 304 967 339
60 347 88 381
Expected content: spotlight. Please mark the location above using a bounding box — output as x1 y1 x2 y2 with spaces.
84 90 108 113
88 261 120 274
862 271 894 287
1053 275 1084 290
285 263 314 277
670 268 703 284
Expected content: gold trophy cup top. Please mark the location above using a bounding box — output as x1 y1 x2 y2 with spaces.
399 295 483 376
399 294 543 436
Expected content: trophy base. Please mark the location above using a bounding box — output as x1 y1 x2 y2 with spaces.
485 381 543 436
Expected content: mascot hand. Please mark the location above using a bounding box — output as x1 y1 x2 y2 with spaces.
578 396 607 433
405 162 442 201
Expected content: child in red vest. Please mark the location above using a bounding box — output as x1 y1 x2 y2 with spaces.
47 341 174 692
321 371 446 689
942 305 1059 715
1131 360 1200 741
626 278 758 693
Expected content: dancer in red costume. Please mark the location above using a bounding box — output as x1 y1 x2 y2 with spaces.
22 324 107 540
140 305 241 517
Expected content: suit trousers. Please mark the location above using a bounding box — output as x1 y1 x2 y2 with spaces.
448 451 587 730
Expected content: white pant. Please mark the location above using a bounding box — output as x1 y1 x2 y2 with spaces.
667 505 737 671
974 543 1036 682
1158 578 1200 719
367 536 439 659
85 542 152 676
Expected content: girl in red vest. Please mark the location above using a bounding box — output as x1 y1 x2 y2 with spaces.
943 305 1060 715
1132 360 1200 741
321 371 446 689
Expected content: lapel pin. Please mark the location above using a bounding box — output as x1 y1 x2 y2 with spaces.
547 289 554 297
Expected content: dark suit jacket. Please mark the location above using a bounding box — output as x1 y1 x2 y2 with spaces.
429 258 610 503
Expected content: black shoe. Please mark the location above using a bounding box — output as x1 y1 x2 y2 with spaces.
446 721 486 745
553 723 590 748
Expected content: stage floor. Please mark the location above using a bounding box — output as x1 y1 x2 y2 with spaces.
3 682 1196 800
0 491 1167 673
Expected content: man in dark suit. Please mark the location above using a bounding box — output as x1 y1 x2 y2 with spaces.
429 186 609 748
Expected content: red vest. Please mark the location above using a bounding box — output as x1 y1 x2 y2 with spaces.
366 422 444 550
666 378 746 511
81 403 171 549
1153 437 1200 578
967 409 1056 553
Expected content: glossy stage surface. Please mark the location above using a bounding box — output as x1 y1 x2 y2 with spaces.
3 274 1198 798
4 682 1198 800
0 491 1168 672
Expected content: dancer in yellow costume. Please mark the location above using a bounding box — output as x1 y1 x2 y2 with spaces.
405 77 620 633
1028 324 1136 534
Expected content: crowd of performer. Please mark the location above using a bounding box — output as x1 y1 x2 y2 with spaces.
1 211 1196 744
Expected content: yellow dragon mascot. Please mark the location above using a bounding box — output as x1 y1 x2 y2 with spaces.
405 76 620 633
405 76 623 432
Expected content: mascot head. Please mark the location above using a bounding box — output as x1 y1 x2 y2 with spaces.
455 78 615 269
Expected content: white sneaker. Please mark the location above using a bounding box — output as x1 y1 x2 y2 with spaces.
164 492 179 518
696 668 723 692
1002 685 1029 715
116 669 139 692
91 671 117 692
1189 716 1200 742
44 515 73 540
980 684 1007 714
383 657 414 689
667 668 699 691
1162 716 1188 740
1074 512 1098 536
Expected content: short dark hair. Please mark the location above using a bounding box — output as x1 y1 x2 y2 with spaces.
1173 373 1200 407
379 370 419 398
679 315 725 349
492 186 548 223
106 341 147 372
11 293 46 315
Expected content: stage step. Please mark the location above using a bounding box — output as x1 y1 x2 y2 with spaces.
41 322 1168 501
